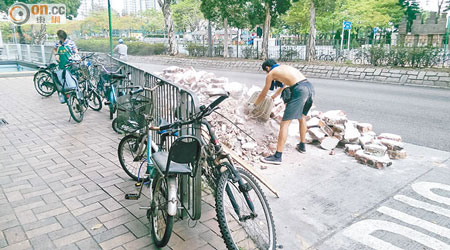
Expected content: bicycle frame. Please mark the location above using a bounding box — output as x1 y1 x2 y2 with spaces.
200 120 257 218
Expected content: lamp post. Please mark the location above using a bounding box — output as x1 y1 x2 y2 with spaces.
107 0 113 57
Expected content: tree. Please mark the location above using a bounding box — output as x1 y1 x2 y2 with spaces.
399 0 420 32
172 0 204 32
141 9 165 32
158 0 178 55
260 0 292 59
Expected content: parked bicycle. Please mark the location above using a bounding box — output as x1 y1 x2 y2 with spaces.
120 88 276 249
95 64 129 120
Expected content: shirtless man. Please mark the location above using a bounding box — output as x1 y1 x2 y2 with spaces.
255 59 315 165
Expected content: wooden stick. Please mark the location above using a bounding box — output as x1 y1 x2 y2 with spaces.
201 130 279 197
221 144 280 198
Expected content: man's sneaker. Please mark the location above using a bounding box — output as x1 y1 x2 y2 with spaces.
260 155 282 165
296 142 306 153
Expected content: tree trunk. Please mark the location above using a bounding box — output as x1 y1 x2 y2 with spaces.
31 24 47 45
207 20 213 57
17 26 26 44
158 0 178 55
306 0 316 61
223 18 229 58
261 2 271 60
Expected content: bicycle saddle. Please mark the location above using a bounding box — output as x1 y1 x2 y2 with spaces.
108 72 127 79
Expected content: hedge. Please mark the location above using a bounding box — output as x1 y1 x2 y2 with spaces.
76 39 167 55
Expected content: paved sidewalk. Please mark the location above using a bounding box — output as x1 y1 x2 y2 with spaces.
0 77 226 250
1 75 450 250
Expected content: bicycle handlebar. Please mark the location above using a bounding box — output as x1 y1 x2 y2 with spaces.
151 92 229 131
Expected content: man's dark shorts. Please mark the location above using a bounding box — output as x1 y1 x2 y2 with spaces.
282 80 315 121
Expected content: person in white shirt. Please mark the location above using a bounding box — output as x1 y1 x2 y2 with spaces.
113 39 128 61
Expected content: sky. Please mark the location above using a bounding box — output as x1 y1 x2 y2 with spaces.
111 1 124 13
419 0 446 12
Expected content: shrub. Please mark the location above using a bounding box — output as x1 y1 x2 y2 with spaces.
365 46 440 68
242 46 256 59
186 42 207 57
76 39 167 55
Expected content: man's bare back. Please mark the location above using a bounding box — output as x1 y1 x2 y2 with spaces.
269 65 306 87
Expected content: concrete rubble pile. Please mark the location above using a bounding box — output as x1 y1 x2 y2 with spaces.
305 110 407 169
157 66 406 170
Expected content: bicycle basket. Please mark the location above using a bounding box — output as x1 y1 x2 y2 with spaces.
116 94 153 132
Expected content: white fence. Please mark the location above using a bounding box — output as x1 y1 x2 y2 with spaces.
0 44 54 64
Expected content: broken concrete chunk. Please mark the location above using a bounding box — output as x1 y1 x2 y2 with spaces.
355 150 392 169
306 117 321 128
308 127 326 141
223 82 244 99
332 124 345 133
359 134 374 148
323 110 348 125
205 88 227 97
318 120 334 137
388 149 407 159
357 123 373 133
163 66 183 73
380 139 405 151
309 110 323 119
344 122 361 141
211 77 228 84
305 133 314 144
320 137 340 150
242 142 257 150
378 133 402 142
345 144 362 157
364 143 387 157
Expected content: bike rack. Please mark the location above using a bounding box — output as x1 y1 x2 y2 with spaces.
109 55 203 221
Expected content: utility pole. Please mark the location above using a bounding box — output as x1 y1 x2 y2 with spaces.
107 0 113 57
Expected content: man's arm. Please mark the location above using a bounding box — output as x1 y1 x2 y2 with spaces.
271 87 284 100
53 47 59 62
254 73 273 106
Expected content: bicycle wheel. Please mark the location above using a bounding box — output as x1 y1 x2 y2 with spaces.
67 93 85 123
118 134 147 181
149 175 174 248
216 164 276 250
34 71 55 97
88 91 102 111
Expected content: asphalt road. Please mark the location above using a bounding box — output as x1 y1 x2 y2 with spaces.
131 62 450 152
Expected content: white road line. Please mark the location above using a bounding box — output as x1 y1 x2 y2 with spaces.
342 219 450 250
378 206 450 240
394 195 450 218
412 182 450 206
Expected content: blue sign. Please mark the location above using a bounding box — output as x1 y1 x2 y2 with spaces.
373 27 378 34
343 21 352 30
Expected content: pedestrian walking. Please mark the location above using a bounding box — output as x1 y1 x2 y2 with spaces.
113 39 128 61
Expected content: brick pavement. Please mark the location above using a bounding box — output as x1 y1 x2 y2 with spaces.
0 76 227 250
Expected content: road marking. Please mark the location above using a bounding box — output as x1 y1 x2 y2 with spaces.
394 195 450 218
412 182 450 206
342 219 450 250
378 206 450 240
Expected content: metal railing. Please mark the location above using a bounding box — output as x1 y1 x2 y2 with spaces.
0 44 54 64
108 55 203 220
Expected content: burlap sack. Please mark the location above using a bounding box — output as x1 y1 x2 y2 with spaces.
246 91 274 122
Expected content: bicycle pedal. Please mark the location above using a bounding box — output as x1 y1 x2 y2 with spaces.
135 182 142 187
139 206 151 210
125 193 139 200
